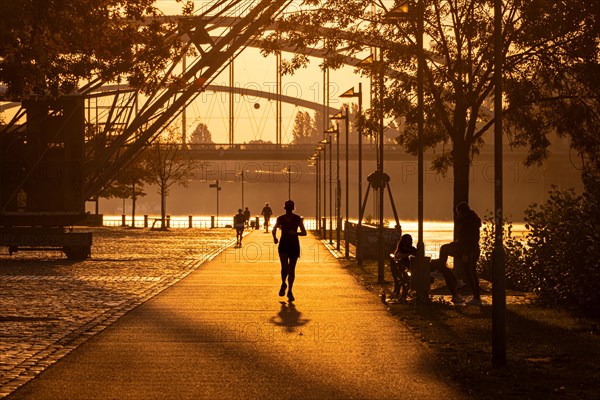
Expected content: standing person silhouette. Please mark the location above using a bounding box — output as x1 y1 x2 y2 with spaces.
272 200 307 302
243 207 251 227
233 209 246 247
261 202 273 232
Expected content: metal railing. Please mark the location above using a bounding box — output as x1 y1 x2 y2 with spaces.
101 215 319 230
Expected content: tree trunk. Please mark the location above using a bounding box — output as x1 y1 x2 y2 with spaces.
452 139 471 281
160 186 167 230
131 182 136 228
452 139 471 231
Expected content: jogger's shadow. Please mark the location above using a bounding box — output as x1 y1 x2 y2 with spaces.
270 302 310 333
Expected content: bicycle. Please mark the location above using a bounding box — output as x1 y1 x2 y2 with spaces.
381 253 412 304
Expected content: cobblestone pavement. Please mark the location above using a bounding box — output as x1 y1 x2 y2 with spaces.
0 227 237 398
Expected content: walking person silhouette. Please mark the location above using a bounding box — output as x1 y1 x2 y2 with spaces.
261 202 273 232
233 209 246 247
272 200 307 302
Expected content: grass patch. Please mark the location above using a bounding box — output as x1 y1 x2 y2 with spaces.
341 258 600 400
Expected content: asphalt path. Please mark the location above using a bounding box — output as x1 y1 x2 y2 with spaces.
7 231 467 399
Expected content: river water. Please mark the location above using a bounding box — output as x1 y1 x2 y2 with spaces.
100 215 527 260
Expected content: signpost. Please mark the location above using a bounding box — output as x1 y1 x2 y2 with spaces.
209 180 221 226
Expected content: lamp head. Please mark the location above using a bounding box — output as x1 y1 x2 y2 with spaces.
340 87 358 97
324 125 338 134
330 111 344 120
384 1 411 20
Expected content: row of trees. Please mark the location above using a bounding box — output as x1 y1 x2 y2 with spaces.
261 0 600 213
3 0 597 215
291 103 399 145
100 125 197 229
260 0 600 313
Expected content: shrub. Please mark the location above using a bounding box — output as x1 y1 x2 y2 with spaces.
523 184 600 316
479 179 600 316
478 213 533 292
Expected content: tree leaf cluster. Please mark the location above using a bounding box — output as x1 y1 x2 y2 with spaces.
261 0 600 208
291 110 319 144
523 184 600 316
504 0 600 176
478 178 600 317
0 0 187 99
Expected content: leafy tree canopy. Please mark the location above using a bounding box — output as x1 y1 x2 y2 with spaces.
189 122 214 144
100 153 149 200
291 110 319 144
0 0 192 100
505 0 600 178
262 0 600 206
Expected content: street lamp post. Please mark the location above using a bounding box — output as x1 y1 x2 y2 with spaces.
323 126 338 247
344 106 349 257
326 123 341 251
309 155 318 230
329 136 333 244
319 138 332 242
377 48 386 284
310 154 316 230
209 180 221 227
236 170 245 210
415 0 426 302
330 109 350 257
385 0 427 301
340 84 363 263
315 146 324 233
282 165 293 200
493 0 506 367
287 165 292 199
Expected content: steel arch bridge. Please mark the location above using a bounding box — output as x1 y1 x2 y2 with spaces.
0 0 388 227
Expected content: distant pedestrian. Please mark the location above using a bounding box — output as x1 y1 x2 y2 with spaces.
272 200 307 302
261 202 273 232
233 209 246 247
432 201 482 305
243 207 251 227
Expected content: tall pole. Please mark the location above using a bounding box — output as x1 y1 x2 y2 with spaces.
182 54 187 145
345 106 350 258
340 85 363 262
336 124 341 251
216 180 220 226
316 155 320 231
416 0 426 301
241 171 244 209
357 83 363 265
377 49 385 284
329 136 333 244
229 57 234 145
493 0 507 367
276 52 282 146
288 165 291 199
327 69 333 245
323 144 327 239
323 68 327 239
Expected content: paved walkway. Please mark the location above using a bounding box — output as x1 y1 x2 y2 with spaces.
7 231 466 399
